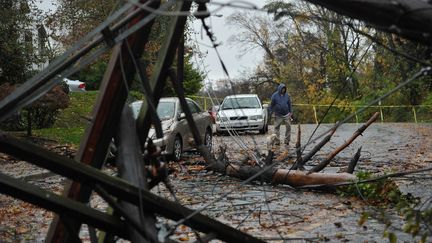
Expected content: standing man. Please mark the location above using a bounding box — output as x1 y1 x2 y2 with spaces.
269 83 292 146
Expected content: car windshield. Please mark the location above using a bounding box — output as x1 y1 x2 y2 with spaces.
131 101 176 120
157 101 176 120
221 97 260 110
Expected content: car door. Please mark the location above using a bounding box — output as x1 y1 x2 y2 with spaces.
186 99 206 146
176 101 193 151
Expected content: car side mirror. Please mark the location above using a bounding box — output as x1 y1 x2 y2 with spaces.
178 112 186 120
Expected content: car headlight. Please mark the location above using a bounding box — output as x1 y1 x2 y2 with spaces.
163 123 174 133
249 115 263 120
150 122 174 138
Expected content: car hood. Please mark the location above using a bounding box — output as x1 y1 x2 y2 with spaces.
148 119 175 138
217 108 263 118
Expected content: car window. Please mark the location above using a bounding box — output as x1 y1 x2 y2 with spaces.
131 101 176 120
157 101 176 120
221 97 261 110
186 100 201 113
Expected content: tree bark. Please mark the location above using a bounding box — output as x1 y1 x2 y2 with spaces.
208 160 356 188
294 124 303 170
272 169 356 187
116 105 157 242
347 147 362 174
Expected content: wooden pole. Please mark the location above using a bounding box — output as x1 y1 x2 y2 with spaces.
115 106 157 242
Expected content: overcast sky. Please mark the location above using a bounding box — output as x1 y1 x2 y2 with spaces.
36 0 268 81
190 0 267 82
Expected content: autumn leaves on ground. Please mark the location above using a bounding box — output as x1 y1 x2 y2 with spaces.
1 123 432 242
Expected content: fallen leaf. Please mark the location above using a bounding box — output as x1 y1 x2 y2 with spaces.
178 236 189 241
16 226 29 234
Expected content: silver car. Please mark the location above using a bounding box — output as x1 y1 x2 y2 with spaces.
216 94 268 134
131 97 213 161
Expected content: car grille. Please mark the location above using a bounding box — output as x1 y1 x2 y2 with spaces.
230 116 248 120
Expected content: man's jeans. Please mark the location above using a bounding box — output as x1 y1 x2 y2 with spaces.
274 116 291 145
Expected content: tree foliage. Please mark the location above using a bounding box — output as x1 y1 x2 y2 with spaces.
225 0 432 122
0 0 39 85
47 1 205 95
46 0 119 47
0 83 70 133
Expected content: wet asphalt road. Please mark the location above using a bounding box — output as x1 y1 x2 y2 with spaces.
167 123 432 242
1 123 431 242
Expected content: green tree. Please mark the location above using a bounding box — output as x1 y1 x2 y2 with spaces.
163 55 205 96
47 0 119 47
48 1 204 94
46 0 119 89
183 56 205 95
0 0 36 85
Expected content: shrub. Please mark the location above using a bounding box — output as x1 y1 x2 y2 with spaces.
0 83 70 131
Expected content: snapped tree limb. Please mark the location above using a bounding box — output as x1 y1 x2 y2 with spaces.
294 123 339 169
308 112 379 174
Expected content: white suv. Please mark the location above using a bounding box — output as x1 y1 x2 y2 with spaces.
216 94 268 134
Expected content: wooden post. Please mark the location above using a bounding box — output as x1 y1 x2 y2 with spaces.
313 105 318 124
47 1 161 241
115 106 157 242
354 107 359 124
0 133 264 243
379 100 384 123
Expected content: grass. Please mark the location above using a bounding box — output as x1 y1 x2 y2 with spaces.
33 127 86 145
33 91 98 146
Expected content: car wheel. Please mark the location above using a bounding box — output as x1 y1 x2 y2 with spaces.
171 136 182 161
204 128 213 152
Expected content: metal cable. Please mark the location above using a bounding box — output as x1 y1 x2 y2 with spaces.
165 65 431 231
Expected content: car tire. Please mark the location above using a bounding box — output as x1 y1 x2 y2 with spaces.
171 135 183 162
204 128 213 152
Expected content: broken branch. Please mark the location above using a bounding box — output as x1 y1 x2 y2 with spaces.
347 147 362 174
296 123 339 169
294 124 304 170
308 112 379 174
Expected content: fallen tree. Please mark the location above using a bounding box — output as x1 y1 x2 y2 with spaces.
207 113 380 188
207 155 357 188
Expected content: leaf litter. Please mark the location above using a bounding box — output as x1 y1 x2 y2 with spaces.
0 123 431 242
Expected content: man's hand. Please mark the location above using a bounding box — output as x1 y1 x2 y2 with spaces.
286 112 293 121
